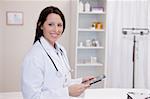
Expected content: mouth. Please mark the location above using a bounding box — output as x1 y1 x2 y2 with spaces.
50 33 60 37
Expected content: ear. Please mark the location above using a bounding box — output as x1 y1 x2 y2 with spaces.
40 26 43 30
38 22 43 30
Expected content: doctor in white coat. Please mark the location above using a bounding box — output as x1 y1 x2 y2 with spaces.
21 6 94 99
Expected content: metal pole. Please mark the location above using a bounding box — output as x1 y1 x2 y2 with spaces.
132 35 136 88
122 27 149 88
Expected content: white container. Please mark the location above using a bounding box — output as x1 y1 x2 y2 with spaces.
79 42 83 47
79 1 84 12
91 57 97 64
95 41 100 47
85 2 90 12
86 40 91 47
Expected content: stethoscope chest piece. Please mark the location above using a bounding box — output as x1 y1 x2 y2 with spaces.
56 71 62 78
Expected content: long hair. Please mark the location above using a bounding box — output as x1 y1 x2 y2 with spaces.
33 6 65 44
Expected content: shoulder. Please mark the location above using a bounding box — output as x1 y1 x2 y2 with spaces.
23 41 44 62
21 41 46 73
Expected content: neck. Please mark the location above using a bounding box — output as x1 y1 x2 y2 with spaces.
49 41 55 48
44 37 55 48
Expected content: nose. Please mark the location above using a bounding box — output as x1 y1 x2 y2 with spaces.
54 25 59 32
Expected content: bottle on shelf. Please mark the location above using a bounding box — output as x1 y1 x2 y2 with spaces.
85 40 91 47
91 56 97 64
79 42 83 47
79 1 84 12
91 22 103 30
96 22 103 29
85 1 90 12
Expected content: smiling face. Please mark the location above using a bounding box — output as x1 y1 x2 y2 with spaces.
41 13 63 46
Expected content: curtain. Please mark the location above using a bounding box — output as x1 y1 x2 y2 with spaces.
148 0 150 89
106 0 150 88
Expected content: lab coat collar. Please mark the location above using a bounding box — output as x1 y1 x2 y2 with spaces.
40 36 60 51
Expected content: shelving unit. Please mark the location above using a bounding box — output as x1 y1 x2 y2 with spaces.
75 0 107 88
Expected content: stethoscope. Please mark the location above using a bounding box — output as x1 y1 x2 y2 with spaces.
39 39 70 78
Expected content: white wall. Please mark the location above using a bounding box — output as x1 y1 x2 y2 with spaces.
0 0 71 92
0 3 3 92
69 0 77 78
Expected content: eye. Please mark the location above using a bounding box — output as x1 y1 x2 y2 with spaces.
58 23 63 27
48 23 54 26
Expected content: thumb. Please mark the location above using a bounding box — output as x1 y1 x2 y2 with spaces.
84 83 90 88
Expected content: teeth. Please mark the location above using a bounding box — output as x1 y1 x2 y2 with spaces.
50 33 58 37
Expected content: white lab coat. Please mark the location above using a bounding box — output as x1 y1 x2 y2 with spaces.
21 37 82 99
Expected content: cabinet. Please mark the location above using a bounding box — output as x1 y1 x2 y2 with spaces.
75 0 107 88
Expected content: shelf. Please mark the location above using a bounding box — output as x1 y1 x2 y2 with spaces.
74 0 106 88
79 11 106 15
78 28 105 32
77 46 104 49
77 63 103 66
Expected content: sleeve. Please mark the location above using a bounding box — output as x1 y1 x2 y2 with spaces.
60 46 83 85
70 78 82 85
21 53 70 99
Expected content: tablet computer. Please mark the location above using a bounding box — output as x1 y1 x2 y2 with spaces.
90 74 106 85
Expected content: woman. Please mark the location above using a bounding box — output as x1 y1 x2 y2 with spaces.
21 6 94 99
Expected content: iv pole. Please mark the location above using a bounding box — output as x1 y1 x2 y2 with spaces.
122 27 149 88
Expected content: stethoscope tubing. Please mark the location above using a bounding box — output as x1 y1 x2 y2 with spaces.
39 39 70 73
39 39 59 71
